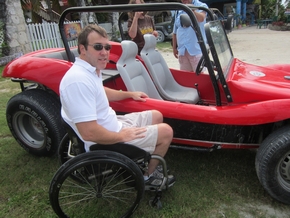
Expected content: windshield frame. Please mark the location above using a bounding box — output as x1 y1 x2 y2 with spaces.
205 20 234 103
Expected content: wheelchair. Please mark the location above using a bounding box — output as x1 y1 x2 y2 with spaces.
49 121 172 218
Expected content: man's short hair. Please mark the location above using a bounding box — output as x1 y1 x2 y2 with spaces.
77 24 108 54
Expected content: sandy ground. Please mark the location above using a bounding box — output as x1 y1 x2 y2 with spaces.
161 25 290 68
228 26 290 66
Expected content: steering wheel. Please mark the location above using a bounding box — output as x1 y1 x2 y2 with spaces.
195 56 206 75
196 56 217 75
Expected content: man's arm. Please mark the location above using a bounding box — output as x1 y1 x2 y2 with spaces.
104 87 148 102
192 0 208 23
151 17 159 37
193 10 207 22
172 33 178 59
128 12 143 39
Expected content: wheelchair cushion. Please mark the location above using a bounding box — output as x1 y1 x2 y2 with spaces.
90 143 151 162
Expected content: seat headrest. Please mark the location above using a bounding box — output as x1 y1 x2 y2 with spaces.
142 34 157 52
119 40 138 62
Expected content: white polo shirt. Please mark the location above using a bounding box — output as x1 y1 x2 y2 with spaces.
60 57 122 150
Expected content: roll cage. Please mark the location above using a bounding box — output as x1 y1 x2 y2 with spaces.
58 3 231 106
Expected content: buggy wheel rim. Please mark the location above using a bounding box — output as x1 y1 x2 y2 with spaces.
277 151 290 191
12 111 45 149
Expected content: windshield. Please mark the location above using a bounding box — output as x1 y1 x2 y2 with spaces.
205 20 233 79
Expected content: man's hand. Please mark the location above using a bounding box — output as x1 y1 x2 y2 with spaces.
105 87 148 102
152 30 158 37
76 120 147 144
131 91 148 102
173 47 178 59
119 127 147 142
134 11 144 19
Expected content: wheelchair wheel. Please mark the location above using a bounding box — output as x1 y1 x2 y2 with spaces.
57 133 70 165
49 151 145 218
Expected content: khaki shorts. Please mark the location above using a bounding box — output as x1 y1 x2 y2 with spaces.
179 51 202 72
117 111 157 154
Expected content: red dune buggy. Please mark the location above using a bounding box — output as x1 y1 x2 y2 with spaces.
3 3 290 212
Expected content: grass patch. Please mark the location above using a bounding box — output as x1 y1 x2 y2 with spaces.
0 66 6 81
156 41 172 52
1 65 290 218
0 76 19 138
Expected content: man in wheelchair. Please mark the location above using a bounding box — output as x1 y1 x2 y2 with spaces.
59 24 176 189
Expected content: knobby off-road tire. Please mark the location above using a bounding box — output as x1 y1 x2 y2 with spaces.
6 89 65 156
255 126 290 204
49 151 145 218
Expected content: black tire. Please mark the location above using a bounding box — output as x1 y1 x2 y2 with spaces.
156 30 165 43
6 89 65 156
225 15 234 32
49 151 145 218
58 132 87 166
255 126 290 204
58 133 71 165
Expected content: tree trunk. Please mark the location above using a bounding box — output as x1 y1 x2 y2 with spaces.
45 0 54 22
76 0 89 26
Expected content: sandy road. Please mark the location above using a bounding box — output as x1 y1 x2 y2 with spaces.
228 26 290 66
162 25 290 68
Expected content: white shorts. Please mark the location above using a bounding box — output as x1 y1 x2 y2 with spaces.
117 111 158 154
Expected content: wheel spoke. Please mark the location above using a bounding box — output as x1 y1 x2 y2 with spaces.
50 152 144 217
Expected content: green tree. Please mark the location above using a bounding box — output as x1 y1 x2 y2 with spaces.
261 0 287 21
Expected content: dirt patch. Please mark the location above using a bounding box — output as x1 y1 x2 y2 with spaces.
228 26 290 66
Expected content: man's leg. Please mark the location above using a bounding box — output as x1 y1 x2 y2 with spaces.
120 110 173 175
151 110 163 124
179 51 194 72
188 53 202 72
142 110 173 175
147 123 173 175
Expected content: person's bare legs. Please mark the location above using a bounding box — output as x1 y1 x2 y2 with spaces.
147 110 173 175
151 110 163 124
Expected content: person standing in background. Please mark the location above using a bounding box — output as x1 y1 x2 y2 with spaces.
172 0 208 72
127 0 158 54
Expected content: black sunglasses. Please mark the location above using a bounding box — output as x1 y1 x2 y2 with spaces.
88 43 111 51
